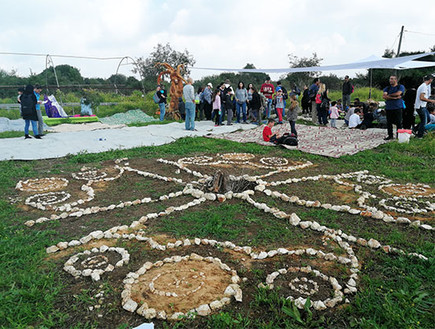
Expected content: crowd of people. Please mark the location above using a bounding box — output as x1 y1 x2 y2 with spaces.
20 73 434 141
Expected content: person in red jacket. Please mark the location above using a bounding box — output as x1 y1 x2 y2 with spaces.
260 76 274 119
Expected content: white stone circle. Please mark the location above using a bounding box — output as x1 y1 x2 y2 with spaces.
72 169 108 181
26 191 71 209
379 183 434 198
289 276 319 296
15 177 69 192
262 266 344 310
220 153 256 161
63 245 129 281
121 254 242 320
260 157 289 167
178 156 214 165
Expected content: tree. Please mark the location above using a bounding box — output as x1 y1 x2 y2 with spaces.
284 53 323 88
134 43 196 88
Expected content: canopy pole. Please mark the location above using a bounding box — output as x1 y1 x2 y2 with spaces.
369 69 372 99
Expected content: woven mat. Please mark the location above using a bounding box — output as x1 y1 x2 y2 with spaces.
208 123 388 158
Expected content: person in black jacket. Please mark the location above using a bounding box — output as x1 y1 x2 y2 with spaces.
223 87 234 125
20 84 41 139
249 86 261 124
342 75 353 110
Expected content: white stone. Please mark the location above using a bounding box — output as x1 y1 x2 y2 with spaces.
46 245 59 253
257 251 268 259
196 304 212 316
312 300 327 310
299 221 311 229
367 239 381 249
123 298 138 312
209 300 223 310
144 308 157 319
289 213 301 226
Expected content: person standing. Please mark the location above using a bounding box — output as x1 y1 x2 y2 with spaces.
183 78 196 131
287 93 299 136
203 82 213 120
301 85 310 115
260 76 274 118
21 84 41 139
235 81 248 123
274 88 285 124
249 86 261 125
223 87 234 125
212 89 222 126
342 75 353 111
157 85 167 121
414 75 435 138
33 84 44 136
382 75 405 140
308 78 320 124
276 81 288 116
329 101 339 128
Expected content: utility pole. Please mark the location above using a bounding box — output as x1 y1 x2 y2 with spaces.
396 25 404 57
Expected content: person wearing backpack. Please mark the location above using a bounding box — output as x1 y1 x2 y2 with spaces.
20 84 41 139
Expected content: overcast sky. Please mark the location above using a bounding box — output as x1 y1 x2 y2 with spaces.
1 0 434 82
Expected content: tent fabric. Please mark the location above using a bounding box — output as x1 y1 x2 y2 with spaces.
191 52 435 73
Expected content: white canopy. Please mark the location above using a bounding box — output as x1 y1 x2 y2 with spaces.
191 52 435 73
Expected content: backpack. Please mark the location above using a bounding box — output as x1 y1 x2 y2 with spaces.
20 94 35 116
282 136 298 146
320 97 330 109
152 92 160 104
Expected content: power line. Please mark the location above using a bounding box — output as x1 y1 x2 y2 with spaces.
405 30 435 37
0 51 125 60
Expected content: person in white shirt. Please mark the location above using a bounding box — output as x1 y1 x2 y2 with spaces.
348 108 362 129
183 78 196 131
414 75 435 138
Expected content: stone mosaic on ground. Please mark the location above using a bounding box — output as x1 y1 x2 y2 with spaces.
11 153 433 323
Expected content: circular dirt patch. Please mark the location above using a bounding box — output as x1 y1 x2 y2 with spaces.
124 255 240 319
16 177 68 192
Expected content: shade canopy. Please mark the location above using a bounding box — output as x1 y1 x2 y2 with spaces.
191 52 435 73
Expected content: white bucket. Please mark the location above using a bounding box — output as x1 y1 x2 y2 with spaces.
397 129 412 143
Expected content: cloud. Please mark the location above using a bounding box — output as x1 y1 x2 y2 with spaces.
1 0 434 80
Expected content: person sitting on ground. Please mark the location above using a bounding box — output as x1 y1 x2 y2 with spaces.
348 108 362 129
360 106 375 130
344 104 355 126
424 107 435 132
263 118 286 144
373 107 387 128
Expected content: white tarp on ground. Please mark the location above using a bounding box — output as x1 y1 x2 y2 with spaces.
191 52 435 73
0 117 51 133
0 121 256 161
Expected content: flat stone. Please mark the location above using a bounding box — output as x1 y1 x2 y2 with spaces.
367 238 381 249
196 304 211 316
46 245 59 253
122 298 138 312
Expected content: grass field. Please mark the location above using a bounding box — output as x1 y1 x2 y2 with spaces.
0 132 433 329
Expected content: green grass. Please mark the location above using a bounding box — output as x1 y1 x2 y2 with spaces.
0 132 433 328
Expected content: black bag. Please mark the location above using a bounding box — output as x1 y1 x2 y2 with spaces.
282 136 298 146
20 94 35 117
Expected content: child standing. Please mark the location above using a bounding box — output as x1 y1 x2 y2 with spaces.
287 93 299 136
212 89 221 126
274 88 285 124
329 101 339 128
